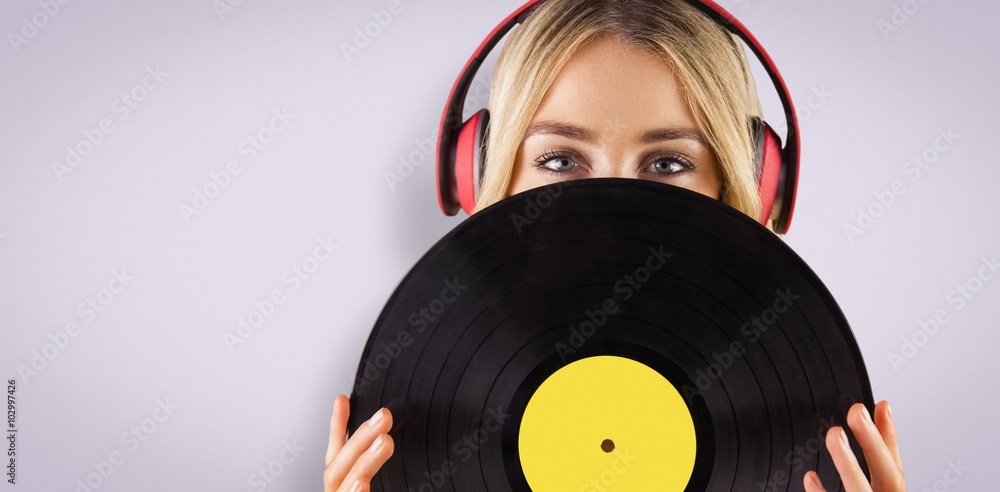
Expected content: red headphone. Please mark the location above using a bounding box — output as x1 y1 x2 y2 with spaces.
435 0 800 234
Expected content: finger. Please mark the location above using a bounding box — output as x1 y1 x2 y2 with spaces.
339 433 395 492
803 470 828 492
342 480 366 492
874 400 904 473
325 407 393 488
847 403 905 491
825 426 872 492
325 394 350 466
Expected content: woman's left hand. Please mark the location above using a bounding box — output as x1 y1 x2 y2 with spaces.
804 400 906 491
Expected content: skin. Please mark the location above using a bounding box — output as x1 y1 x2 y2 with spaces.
325 37 906 491
507 36 722 198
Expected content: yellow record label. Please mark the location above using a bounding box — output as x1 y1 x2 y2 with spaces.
518 355 696 491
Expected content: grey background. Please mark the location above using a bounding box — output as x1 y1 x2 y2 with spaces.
1 0 997 490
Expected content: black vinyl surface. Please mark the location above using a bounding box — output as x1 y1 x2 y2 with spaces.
348 178 872 492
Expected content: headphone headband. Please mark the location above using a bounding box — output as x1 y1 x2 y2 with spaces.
436 0 800 233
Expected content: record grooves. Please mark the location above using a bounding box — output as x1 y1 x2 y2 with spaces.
348 178 872 491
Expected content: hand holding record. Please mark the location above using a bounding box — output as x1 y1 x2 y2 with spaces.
336 179 899 491
803 401 906 492
324 394 394 492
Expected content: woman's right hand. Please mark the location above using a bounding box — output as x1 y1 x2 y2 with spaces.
324 394 395 492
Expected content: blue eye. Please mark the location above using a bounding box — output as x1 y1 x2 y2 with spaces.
531 151 695 176
533 151 579 174
644 153 695 176
648 159 689 175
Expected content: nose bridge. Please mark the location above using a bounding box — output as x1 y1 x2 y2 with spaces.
591 124 634 178
593 159 630 178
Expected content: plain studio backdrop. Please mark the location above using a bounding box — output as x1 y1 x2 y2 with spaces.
1 0 997 490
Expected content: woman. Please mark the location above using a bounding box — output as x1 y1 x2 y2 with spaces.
325 0 906 490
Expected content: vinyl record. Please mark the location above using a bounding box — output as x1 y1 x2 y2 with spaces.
348 178 873 491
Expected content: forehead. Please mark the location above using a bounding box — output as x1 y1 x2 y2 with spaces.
530 36 697 137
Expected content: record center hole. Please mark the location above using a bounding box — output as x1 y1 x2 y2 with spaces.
601 439 615 453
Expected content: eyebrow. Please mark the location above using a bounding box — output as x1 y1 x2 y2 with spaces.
524 120 707 145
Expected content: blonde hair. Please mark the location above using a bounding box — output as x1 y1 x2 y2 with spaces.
471 0 767 229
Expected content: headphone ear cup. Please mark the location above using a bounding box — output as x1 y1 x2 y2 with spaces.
452 109 490 215
754 119 784 228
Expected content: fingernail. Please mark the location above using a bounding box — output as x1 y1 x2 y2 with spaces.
369 409 383 426
807 471 823 489
838 427 850 448
886 402 894 422
349 478 361 492
369 435 384 453
861 405 872 426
